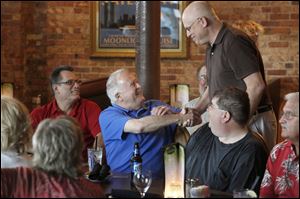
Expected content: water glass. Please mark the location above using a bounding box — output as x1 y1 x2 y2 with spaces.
185 178 201 198
87 147 103 172
133 169 152 198
233 189 257 198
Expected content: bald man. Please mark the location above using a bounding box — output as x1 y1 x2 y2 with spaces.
182 1 277 151
185 65 208 135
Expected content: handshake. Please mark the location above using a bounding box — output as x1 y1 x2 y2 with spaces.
150 105 202 127
178 107 202 127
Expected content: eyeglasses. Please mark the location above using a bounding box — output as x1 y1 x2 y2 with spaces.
207 102 226 112
185 17 199 32
280 111 298 120
198 75 207 81
56 79 82 86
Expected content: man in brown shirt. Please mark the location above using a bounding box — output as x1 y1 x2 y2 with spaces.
182 1 277 150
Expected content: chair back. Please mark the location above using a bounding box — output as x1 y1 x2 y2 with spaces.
174 126 190 147
252 131 270 154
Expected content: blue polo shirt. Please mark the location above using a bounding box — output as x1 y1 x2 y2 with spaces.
99 100 180 178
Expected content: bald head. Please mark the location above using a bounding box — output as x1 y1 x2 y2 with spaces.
182 1 219 26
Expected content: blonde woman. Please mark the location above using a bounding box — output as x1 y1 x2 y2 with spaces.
1 96 33 168
1 116 105 197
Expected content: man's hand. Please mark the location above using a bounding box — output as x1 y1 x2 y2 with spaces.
151 106 172 116
179 107 202 127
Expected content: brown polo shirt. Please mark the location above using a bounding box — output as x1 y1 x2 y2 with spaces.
206 23 269 106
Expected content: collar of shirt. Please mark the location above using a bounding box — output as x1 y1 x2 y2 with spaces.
209 22 227 48
285 140 299 161
50 98 81 117
112 102 149 118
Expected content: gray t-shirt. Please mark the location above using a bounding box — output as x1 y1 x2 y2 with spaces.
185 123 268 194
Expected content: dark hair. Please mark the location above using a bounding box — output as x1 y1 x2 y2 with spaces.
213 87 250 126
50 65 74 85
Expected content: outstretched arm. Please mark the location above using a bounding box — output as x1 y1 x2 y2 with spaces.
124 112 193 134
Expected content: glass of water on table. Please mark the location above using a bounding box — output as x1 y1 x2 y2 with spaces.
87 147 103 172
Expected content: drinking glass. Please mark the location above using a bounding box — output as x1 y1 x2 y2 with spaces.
87 147 103 172
185 178 201 198
133 170 152 198
233 189 257 198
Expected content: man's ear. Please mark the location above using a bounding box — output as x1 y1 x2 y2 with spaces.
222 111 231 123
52 85 58 94
115 92 121 101
199 17 208 28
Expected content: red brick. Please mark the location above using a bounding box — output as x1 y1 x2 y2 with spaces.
267 70 287 76
291 14 299 19
270 14 290 20
264 28 291 34
261 7 272 13
260 21 279 27
269 42 289 48
271 7 281 13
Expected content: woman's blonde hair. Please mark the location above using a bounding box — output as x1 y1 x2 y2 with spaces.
1 96 32 153
232 20 264 40
32 116 83 179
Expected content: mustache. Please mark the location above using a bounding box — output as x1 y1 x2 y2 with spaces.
71 89 80 93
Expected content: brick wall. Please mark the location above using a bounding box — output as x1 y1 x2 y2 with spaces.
1 1 299 110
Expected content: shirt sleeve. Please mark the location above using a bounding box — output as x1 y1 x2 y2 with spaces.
227 36 260 80
99 108 131 143
150 100 181 113
85 101 101 137
30 107 43 131
259 149 277 198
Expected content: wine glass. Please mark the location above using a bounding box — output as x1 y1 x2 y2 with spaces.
133 170 152 198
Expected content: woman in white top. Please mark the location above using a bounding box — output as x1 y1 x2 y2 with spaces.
1 96 33 168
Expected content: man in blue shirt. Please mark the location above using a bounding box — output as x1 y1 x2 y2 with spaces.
99 69 199 178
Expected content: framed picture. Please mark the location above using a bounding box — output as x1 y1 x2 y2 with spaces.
90 1 187 58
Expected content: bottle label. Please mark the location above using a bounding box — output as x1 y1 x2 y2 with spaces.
133 162 142 175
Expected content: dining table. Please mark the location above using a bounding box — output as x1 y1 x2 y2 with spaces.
85 171 233 198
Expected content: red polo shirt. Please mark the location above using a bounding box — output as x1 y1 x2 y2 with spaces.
30 98 101 161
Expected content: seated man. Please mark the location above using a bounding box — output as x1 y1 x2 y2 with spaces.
30 65 102 161
185 87 268 195
185 64 208 135
1 116 105 198
260 92 299 198
99 69 199 178
1 96 33 168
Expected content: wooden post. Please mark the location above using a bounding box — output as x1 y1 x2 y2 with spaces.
135 1 160 100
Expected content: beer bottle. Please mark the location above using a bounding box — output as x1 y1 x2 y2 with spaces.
131 142 142 185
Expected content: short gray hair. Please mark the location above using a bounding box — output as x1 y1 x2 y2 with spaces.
32 116 83 179
1 96 32 153
106 68 127 103
284 92 299 115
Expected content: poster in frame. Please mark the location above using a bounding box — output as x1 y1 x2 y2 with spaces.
90 1 187 58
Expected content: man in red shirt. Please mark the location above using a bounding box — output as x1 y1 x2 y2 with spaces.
30 65 102 161
260 92 299 198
